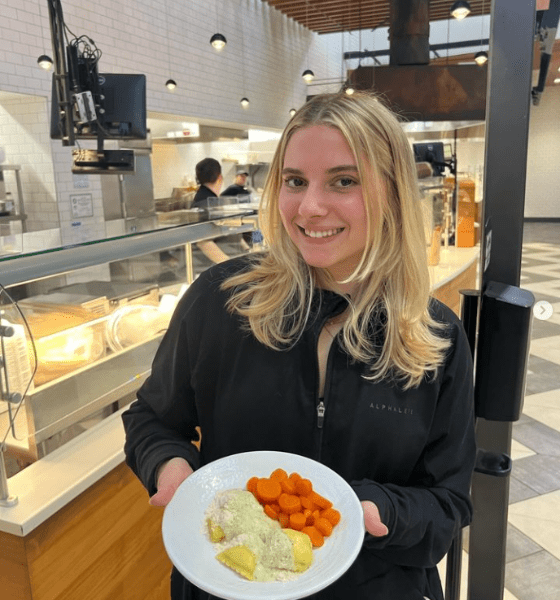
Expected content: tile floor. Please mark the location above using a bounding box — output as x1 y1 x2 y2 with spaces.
439 222 560 600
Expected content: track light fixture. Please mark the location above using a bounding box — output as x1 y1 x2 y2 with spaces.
37 55 53 70
210 33 227 51
240 97 250 108
451 1 471 20
302 69 315 84
474 50 488 65
165 79 177 90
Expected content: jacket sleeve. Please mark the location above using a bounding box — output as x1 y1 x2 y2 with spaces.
121 284 204 497
352 318 476 568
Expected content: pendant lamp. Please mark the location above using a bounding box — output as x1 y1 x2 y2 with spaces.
474 51 488 65
210 33 227 51
37 55 53 70
451 1 471 20
302 69 315 84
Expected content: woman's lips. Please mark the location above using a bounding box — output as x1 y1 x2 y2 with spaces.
297 225 344 239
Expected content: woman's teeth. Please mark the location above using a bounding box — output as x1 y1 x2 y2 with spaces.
303 228 342 238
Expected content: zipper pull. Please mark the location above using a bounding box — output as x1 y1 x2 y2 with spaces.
317 401 325 429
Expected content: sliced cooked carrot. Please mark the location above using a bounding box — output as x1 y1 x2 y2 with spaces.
270 468 288 481
314 517 333 537
256 478 282 504
246 476 259 496
303 508 314 526
310 491 333 510
278 512 290 528
264 504 279 520
289 472 302 482
289 512 307 531
300 495 316 511
295 478 313 496
278 493 302 515
302 525 324 548
321 507 341 526
280 478 297 494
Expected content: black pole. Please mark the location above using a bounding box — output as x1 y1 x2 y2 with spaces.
467 1 536 599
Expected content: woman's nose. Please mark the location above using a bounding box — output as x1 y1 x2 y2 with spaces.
298 185 328 217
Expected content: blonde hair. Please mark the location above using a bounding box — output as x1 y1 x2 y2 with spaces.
223 92 450 388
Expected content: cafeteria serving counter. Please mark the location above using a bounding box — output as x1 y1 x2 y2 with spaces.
0 226 478 600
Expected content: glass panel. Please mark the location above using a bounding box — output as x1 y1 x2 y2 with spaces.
0 284 36 479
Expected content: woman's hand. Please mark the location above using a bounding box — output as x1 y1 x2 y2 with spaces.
149 457 193 507
361 500 389 537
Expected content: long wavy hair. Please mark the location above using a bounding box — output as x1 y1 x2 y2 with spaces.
222 92 450 389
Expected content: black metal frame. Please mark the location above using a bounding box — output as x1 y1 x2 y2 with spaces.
467 1 536 599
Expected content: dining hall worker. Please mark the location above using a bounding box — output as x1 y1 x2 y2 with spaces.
122 91 476 600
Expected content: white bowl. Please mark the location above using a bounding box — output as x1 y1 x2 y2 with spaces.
162 450 365 600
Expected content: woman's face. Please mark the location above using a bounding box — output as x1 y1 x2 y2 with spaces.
279 125 372 285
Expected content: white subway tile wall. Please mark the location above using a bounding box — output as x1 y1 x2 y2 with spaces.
0 0 558 236
0 0 341 237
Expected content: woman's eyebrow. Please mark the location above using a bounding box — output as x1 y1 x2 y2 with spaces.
281 165 358 175
327 165 358 174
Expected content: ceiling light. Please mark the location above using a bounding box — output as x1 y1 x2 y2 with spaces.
37 55 53 70
474 51 488 65
240 97 250 108
289 108 297 117
451 1 471 20
302 69 315 84
165 79 177 90
210 33 227 51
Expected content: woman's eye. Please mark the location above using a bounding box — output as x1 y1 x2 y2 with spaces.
335 177 358 188
284 177 306 188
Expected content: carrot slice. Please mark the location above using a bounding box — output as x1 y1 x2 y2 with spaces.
303 508 314 526
321 507 341 526
264 504 279 520
278 493 302 515
289 512 307 531
280 479 297 495
302 525 325 547
300 496 316 511
246 476 259 496
289 472 302 482
278 512 290 528
270 468 288 481
256 478 282 504
310 491 333 510
295 478 313 496
314 517 333 537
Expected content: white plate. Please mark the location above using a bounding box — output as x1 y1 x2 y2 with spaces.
162 450 365 600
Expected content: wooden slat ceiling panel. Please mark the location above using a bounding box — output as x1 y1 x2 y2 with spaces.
262 1 560 87
262 0 492 35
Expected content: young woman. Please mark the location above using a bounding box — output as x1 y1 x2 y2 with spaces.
123 92 476 600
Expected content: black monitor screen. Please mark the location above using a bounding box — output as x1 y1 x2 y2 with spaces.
51 73 147 140
413 142 446 176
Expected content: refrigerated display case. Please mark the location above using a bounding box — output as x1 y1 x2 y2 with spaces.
0 209 257 474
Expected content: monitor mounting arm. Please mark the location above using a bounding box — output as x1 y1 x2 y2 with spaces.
47 0 75 145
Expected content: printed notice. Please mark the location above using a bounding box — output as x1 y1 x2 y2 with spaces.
70 193 93 218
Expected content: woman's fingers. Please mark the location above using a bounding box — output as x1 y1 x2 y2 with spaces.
149 457 193 507
361 500 389 537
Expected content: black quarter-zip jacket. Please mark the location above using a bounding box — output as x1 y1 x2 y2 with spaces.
122 255 476 600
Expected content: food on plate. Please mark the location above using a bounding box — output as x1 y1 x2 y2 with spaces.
205 488 314 581
205 467 342 581
246 469 341 548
